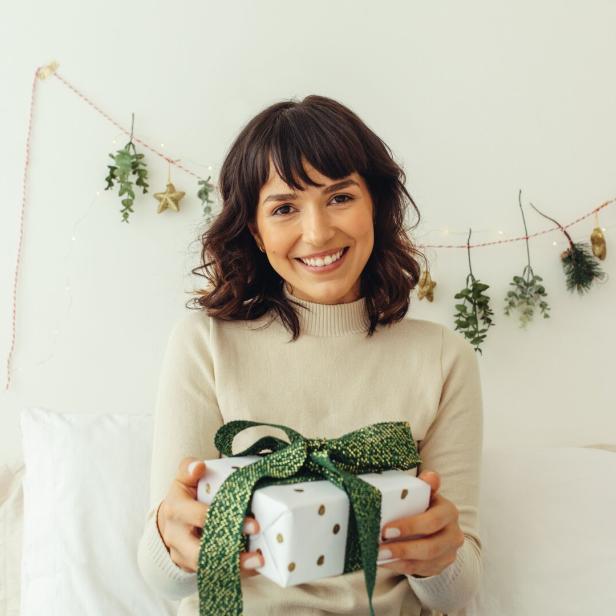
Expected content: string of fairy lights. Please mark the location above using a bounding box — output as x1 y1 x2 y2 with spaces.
3 60 613 390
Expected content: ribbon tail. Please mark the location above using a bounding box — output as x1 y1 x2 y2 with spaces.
342 500 362 573
198 468 255 616
198 443 306 615
341 472 382 616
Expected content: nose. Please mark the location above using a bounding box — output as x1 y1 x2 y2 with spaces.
300 205 337 246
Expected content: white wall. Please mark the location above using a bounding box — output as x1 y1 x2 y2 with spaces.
2 0 616 474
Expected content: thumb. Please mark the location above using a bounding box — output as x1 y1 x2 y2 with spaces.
418 470 440 496
178 456 207 487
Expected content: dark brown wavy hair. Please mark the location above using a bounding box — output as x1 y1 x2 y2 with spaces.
186 94 427 342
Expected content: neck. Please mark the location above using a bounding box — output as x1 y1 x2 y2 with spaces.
281 284 370 337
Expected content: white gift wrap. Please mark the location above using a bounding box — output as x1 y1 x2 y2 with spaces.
197 456 430 587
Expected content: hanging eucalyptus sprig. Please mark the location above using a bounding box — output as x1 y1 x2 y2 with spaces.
197 175 216 224
504 189 551 328
453 228 495 354
104 113 149 223
529 201 607 295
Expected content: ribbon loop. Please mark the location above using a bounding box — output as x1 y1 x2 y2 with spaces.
307 436 328 450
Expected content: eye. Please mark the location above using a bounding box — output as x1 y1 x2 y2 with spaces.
272 194 353 217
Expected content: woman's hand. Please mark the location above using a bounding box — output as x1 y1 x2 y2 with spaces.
377 470 465 578
156 456 265 576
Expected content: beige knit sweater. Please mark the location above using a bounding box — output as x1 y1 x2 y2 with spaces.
137 286 484 615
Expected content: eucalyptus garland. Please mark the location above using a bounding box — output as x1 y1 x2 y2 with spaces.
104 113 149 223
453 229 495 354
197 175 216 223
504 268 550 328
504 190 551 328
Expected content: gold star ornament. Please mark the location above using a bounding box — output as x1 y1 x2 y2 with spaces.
154 182 185 213
417 268 437 302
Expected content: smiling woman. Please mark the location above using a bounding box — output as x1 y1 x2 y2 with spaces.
187 94 429 342
140 93 484 616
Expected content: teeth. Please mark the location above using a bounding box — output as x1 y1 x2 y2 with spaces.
300 249 344 267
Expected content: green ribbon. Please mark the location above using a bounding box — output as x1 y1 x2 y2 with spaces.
196 420 422 616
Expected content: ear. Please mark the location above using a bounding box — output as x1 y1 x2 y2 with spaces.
247 222 258 241
247 223 263 252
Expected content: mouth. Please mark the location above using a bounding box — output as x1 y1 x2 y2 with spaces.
294 246 350 273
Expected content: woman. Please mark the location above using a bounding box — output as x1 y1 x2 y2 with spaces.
137 94 483 616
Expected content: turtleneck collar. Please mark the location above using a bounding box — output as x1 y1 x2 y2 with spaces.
281 284 371 337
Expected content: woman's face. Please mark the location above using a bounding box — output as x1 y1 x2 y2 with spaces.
249 156 374 305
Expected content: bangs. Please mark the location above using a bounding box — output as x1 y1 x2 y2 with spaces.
254 107 370 193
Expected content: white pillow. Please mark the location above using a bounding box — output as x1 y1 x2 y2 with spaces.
20 407 176 616
466 446 616 616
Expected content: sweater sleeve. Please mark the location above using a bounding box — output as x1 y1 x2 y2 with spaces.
137 310 225 601
406 325 484 614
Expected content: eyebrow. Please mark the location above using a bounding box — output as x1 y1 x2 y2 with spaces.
263 178 360 205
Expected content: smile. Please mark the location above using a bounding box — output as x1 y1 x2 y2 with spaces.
294 247 350 273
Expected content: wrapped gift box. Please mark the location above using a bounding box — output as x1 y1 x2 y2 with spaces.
197 455 430 587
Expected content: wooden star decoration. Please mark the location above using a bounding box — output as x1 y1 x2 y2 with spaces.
36 61 60 80
154 182 185 213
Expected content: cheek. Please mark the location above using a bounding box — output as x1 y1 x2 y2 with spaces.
356 222 374 250
353 211 375 237
270 247 290 260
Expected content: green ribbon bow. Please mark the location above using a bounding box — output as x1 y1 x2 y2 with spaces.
196 420 422 616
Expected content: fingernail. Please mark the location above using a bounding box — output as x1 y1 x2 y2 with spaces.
378 548 393 561
383 527 401 539
244 555 262 569
188 461 200 475
243 520 257 534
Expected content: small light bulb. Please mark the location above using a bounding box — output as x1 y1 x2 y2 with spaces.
112 139 116 144
71 235 76 241
552 241 557 246
208 165 213 171
498 230 504 235
161 143 165 147
96 191 100 196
